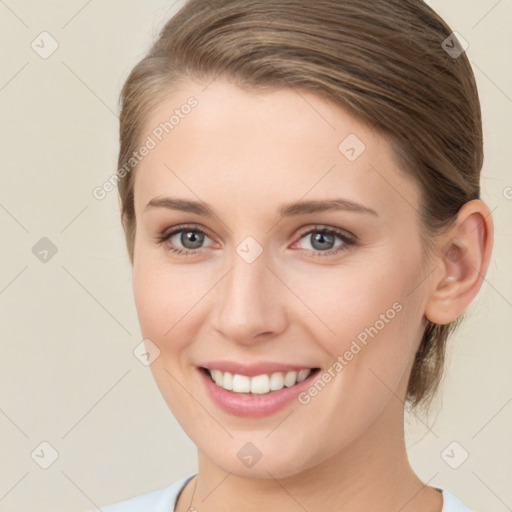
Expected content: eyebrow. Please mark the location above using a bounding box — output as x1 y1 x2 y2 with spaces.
144 197 378 217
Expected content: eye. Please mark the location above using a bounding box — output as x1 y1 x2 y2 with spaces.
155 224 356 258
293 226 356 257
156 225 213 256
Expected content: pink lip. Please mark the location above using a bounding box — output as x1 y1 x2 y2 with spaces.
199 360 317 377
197 366 321 417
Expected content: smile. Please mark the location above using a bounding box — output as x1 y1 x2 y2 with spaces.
202 367 320 395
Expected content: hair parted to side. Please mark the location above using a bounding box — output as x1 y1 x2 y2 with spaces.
116 0 483 412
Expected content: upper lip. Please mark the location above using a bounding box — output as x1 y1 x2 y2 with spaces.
199 360 319 377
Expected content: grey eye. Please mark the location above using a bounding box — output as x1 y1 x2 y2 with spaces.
308 231 336 251
176 229 205 250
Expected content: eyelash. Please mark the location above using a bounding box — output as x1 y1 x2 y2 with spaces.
155 224 357 258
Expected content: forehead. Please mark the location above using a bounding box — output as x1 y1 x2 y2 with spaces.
133 78 419 221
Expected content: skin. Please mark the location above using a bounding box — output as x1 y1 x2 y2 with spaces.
130 78 493 512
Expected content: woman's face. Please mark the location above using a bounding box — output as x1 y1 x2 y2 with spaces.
131 78 432 478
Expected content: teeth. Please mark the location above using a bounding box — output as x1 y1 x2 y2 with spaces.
207 368 313 394
297 368 311 382
223 371 233 391
270 372 284 391
232 373 251 393
251 374 269 394
283 371 297 387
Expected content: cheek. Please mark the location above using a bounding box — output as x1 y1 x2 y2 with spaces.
132 253 202 416
132 250 181 342
288 262 407 349
132 255 160 336
291 253 423 399
132 248 214 355
295 290 418 451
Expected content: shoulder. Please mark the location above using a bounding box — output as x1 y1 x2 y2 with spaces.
439 488 474 512
87 475 195 512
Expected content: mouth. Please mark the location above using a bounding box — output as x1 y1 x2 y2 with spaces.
199 366 322 395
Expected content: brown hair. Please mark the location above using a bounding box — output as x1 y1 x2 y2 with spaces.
116 0 482 412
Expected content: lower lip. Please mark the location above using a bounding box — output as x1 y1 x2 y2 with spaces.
198 367 321 417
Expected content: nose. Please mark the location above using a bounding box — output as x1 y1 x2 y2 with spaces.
210 244 288 345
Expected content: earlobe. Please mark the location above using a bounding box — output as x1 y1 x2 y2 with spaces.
424 200 493 325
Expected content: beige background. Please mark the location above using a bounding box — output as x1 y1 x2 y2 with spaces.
0 1 510 511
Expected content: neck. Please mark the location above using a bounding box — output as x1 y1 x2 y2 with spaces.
177 399 442 512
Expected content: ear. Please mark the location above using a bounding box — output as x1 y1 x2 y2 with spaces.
424 199 494 325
